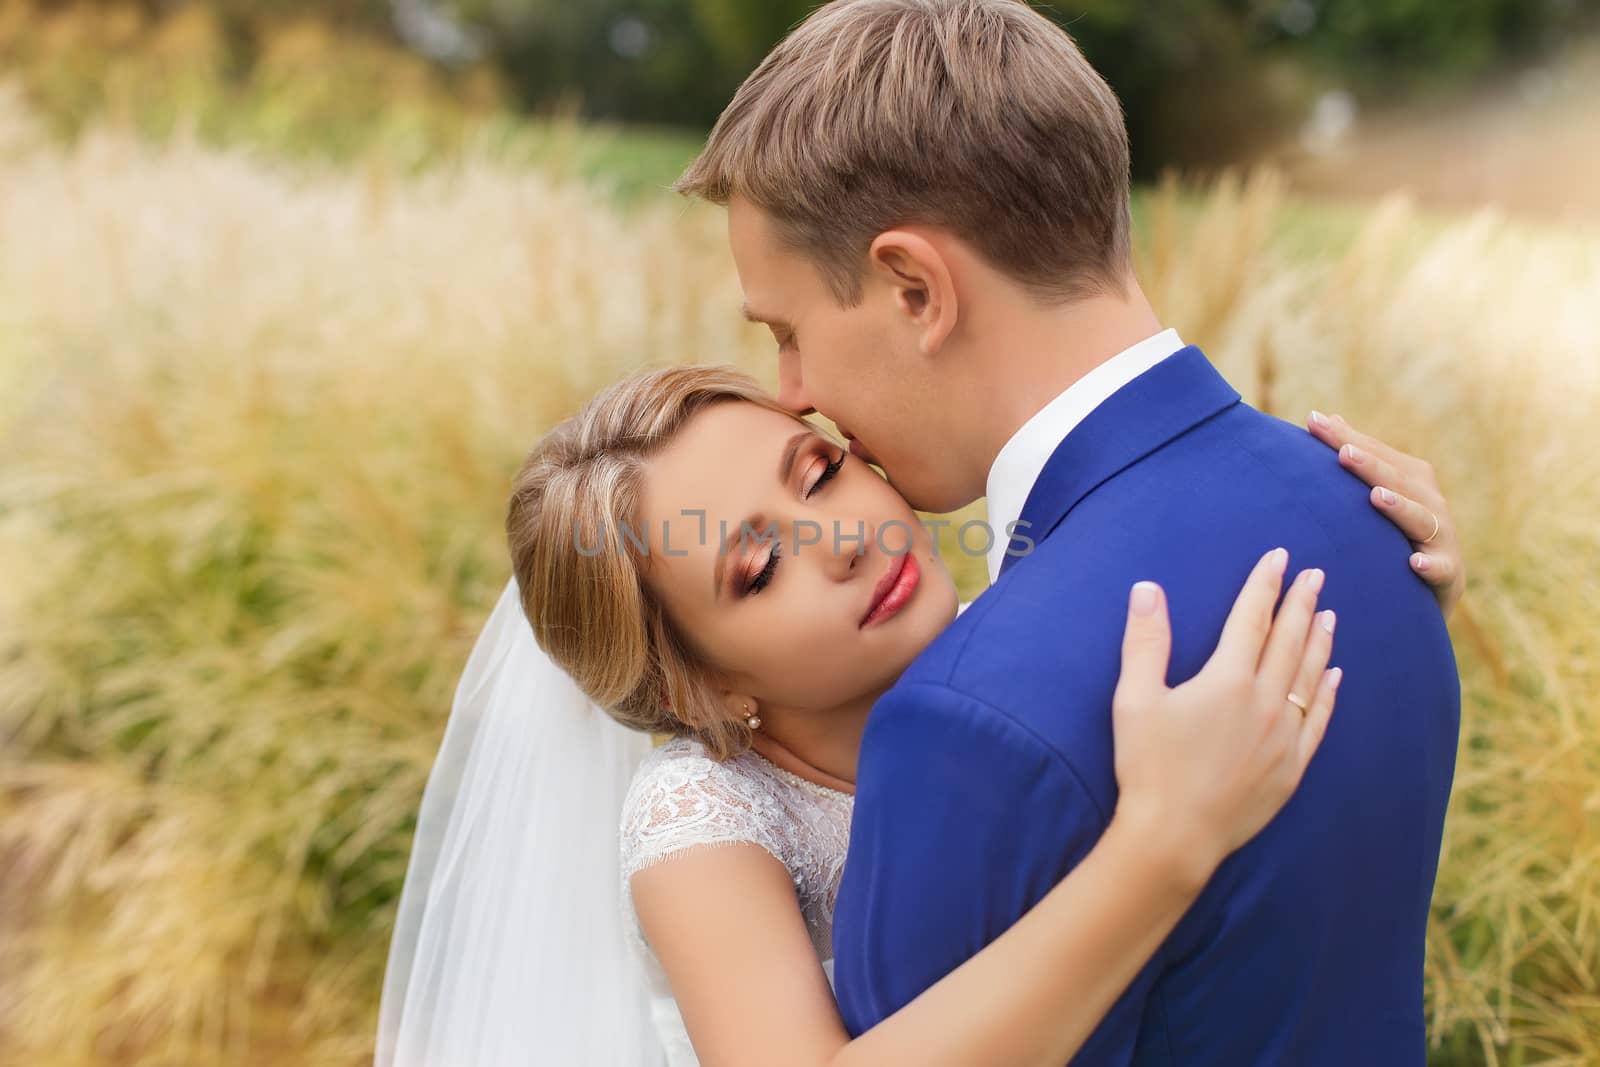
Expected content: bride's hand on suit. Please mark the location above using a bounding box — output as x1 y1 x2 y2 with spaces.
633 547 1345 1067
1111 548 1338 893
1308 411 1465 616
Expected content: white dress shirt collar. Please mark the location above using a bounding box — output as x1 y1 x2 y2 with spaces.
983 328 1186 582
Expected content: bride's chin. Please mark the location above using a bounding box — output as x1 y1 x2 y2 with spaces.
916 570 961 630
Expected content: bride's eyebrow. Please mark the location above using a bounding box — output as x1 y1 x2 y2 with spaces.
777 428 818 486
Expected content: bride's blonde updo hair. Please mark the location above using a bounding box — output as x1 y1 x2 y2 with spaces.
507 364 800 760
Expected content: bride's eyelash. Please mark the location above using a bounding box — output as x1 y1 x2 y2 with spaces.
804 452 846 500
746 542 782 596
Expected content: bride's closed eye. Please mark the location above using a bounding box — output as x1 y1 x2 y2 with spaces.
741 448 846 597
745 541 782 596
802 451 845 499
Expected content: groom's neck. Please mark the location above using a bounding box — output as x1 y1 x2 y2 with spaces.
963 272 1164 471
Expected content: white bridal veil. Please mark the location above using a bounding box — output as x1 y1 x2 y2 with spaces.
375 577 666 1066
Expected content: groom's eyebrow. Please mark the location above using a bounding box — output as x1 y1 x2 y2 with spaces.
741 302 788 330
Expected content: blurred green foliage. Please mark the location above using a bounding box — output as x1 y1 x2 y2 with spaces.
450 0 1599 172
0 0 707 196
0 0 501 165
10 0 1595 176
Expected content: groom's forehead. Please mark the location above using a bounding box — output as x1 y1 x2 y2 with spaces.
726 195 846 318
727 196 808 285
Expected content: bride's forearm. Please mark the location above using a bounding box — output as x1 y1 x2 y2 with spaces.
828 810 1210 1067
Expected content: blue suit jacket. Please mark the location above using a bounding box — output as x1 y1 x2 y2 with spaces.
832 348 1459 1064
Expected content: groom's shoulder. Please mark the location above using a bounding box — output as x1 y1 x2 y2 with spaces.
872 564 1120 797
892 549 1109 706
1114 398 1390 549
888 405 1386 703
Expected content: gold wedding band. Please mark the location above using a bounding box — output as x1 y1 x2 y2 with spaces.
1286 692 1309 716
1422 511 1441 544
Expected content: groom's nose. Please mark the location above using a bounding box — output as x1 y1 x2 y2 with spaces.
777 351 815 416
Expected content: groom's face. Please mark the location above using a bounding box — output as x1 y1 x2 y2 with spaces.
727 197 953 512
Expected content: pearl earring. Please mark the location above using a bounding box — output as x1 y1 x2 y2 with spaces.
743 702 762 731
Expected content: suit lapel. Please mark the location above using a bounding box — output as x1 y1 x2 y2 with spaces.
997 346 1241 580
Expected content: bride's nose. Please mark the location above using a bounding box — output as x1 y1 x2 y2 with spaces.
781 513 870 582
821 517 873 583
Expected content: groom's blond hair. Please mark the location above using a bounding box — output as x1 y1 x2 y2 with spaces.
676 0 1131 304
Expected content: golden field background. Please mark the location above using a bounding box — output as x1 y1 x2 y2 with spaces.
1 8 1599 1065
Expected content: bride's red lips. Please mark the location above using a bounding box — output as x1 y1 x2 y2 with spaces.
860 552 920 629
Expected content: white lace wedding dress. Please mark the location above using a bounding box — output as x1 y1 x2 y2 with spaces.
376 586 967 1067
619 736 856 1067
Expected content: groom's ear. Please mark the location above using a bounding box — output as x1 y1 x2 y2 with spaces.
867 229 957 358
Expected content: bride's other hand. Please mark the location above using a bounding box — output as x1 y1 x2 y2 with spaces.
1306 411 1465 617
1112 549 1339 891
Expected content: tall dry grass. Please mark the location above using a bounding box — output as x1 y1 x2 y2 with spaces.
1142 172 1600 1065
0 86 767 1065
0 97 1596 1066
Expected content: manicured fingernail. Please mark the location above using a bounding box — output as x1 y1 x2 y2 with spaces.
1320 610 1336 634
1304 568 1325 593
1309 410 1328 430
1325 667 1343 691
1377 487 1398 506
1269 547 1289 572
1412 553 1432 572
1342 444 1366 464
1131 581 1159 616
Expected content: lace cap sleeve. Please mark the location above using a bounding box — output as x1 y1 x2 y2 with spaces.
618 740 790 882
